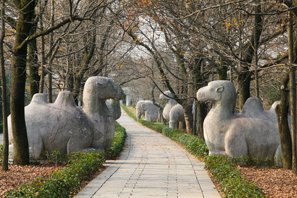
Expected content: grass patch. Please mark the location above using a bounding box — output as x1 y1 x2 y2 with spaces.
121 105 136 120
122 105 265 197
5 122 126 198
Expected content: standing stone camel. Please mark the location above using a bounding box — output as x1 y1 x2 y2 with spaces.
196 80 280 161
159 91 185 128
8 76 125 159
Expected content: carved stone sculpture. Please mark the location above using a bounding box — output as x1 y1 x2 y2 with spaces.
135 100 159 122
159 91 185 128
159 91 177 121
169 104 185 128
196 80 280 161
8 76 125 159
82 76 125 149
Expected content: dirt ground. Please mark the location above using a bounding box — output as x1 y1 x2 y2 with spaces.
0 164 61 197
239 166 297 198
0 164 297 197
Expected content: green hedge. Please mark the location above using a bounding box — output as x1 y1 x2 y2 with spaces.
106 123 127 159
6 122 127 198
205 155 264 197
7 152 105 198
122 106 265 197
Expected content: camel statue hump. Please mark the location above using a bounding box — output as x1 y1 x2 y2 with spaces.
242 97 264 116
31 93 48 104
54 91 76 107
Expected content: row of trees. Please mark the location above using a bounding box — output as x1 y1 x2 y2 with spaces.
0 0 145 168
118 0 297 173
1 0 297 174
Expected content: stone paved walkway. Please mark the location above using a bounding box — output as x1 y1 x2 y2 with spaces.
75 110 220 198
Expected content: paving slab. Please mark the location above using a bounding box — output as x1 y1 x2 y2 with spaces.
75 110 220 198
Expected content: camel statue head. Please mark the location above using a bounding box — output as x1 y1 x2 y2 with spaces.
82 76 125 114
83 76 125 100
159 90 174 100
197 80 236 108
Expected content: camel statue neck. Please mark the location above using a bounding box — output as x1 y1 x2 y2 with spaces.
83 96 108 115
168 99 177 105
210 100 235 119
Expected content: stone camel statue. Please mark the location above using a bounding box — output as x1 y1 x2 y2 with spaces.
8 76 125 159
196 80 280 162
135 100 159 122
159 90 185 129
82 76 125 150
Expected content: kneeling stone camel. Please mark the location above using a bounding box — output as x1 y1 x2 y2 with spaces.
197 80 280 161
8 76 125 159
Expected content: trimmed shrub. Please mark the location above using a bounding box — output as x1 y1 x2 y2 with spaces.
205 155 264 197
7 151 105 198
6 122 127 198
106 123 127 159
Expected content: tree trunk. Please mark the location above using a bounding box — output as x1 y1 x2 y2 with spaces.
192 57 207 137
28 38 40 97
72 29 96 103
11 0 36 165
254 0 260 97
194 101 207 139
237 1 262 109
237 70 251 109
1 0 9 171
39 8 46 93
27 6 39 98
276 73 292 169
183 100 193 134
48 0 55 103
288 9 297 173
217 61 228 80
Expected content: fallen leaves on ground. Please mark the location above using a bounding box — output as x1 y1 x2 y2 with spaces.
239 166 297 198
0 164 61 197
1 163 297 197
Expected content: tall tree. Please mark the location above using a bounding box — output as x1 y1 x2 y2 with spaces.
276 73 292 169
1 0 9 171
11 0 36 164
288 7 297 173
237 1 263 108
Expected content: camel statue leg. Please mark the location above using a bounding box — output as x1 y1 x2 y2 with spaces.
30 135 44 159
224 128 248 158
